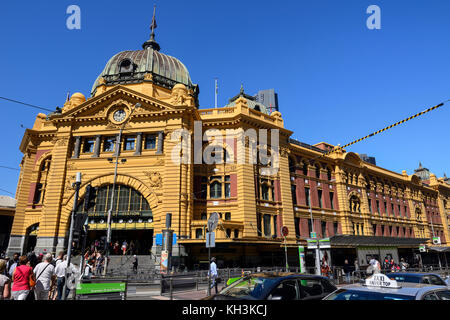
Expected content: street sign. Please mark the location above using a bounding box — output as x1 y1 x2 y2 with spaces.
207 212 220 232
155 233 163 246
306 238 331 249
310 232 317 239
298 246 306 273
206 232 215 248
281 226 289 237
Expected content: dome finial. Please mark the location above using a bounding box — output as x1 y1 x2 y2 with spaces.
143 5 161 51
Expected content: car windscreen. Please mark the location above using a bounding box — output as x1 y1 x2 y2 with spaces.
387 275 421 283
324 289 414 301
218 277 279 300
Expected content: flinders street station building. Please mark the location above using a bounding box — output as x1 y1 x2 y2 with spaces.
6 21 450 269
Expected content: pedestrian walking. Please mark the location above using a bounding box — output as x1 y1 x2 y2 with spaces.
209 257 218 294
343 259 351 283
33 253 55 300
83 261 93 279
11 255 35 300
400 258 409 271
113 241 120 255
7 253 19 277
54 251 64 267
0 259 11 300
96 252 104 275
122 241 128 256
132 255 138 274
54 255 77 300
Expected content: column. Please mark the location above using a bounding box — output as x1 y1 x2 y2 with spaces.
92 135 101 158
72 136 81 159
134 132 143 156
156 131 164 155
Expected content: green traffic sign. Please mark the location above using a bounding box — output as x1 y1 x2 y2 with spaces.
76 282 126 295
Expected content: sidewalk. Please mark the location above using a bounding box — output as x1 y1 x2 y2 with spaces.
127 284 226 300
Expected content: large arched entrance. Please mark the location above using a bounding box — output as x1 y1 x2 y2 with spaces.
76 184 153 255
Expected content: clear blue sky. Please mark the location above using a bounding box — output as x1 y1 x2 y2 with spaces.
0 0 449 196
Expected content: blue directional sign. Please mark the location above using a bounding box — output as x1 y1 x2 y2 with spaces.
155 233 163 246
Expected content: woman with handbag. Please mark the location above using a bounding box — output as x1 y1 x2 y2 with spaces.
11 255 35 300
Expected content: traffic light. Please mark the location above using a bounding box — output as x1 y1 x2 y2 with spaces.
84 184 97 212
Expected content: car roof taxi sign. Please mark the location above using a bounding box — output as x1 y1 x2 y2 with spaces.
364 273 401 289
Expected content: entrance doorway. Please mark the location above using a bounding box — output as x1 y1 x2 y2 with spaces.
87 229 153 255
24 223 39 253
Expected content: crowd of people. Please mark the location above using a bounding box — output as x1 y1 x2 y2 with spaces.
340 256 410 283
0 251 77 300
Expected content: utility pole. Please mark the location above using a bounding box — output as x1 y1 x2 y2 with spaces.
62 172 81 300
103 103 141 276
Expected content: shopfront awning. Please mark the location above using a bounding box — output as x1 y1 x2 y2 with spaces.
427 246 450 253
328 235 429 248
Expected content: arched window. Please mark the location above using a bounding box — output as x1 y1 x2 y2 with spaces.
78 184 152 224
302 162 308 176
315 164 321 179
33 156 52 205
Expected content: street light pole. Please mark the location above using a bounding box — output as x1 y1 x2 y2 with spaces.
62 172 81 300
103 103 141 276
307 178 336 276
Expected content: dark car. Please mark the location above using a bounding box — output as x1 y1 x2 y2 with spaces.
385 272 449 286
203 272 337 300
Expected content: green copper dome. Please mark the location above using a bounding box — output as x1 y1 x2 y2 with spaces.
91 47 194 96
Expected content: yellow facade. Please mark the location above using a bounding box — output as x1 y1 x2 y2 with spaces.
7 23 450 267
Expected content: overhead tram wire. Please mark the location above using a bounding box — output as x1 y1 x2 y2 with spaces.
0 166 20 171
0 188 15 196
0 96 54 113
290 99 449 167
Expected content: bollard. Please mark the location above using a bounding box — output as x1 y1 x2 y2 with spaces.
170 277 173 300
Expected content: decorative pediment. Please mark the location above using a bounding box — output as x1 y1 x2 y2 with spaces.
54 86 180 121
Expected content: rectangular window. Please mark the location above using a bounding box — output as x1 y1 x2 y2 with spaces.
83 138 95 153
124 136 136 151
263 214 271 237
308 219 313 234
333 222 338 235
398 205 402 217
200 177 207 199
384 202 387 215
196 228 203 239
257 213 262 237
389 225 393 236
224 175 231 198
376 200 380 214
294 217 300 238
329 192 334 209
103 136 115 152
144 135 156 150
33 183 43 204
368 199 372 214
372 224 377 236
404 206 408 217
381 225 385 235
391 203 395 216
210 181 222 199
273 215 278 237
305 188 310 207
318 189 323 208
291 185 297 205
321 221 327 238
225 212 231 221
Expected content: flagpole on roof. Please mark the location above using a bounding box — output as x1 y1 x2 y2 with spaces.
214 78 218 108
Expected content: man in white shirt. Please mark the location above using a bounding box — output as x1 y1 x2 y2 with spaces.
33 253 55 300
54 255 77 300
209 257 218 294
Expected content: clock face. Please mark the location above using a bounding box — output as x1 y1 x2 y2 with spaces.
113 109 127 122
